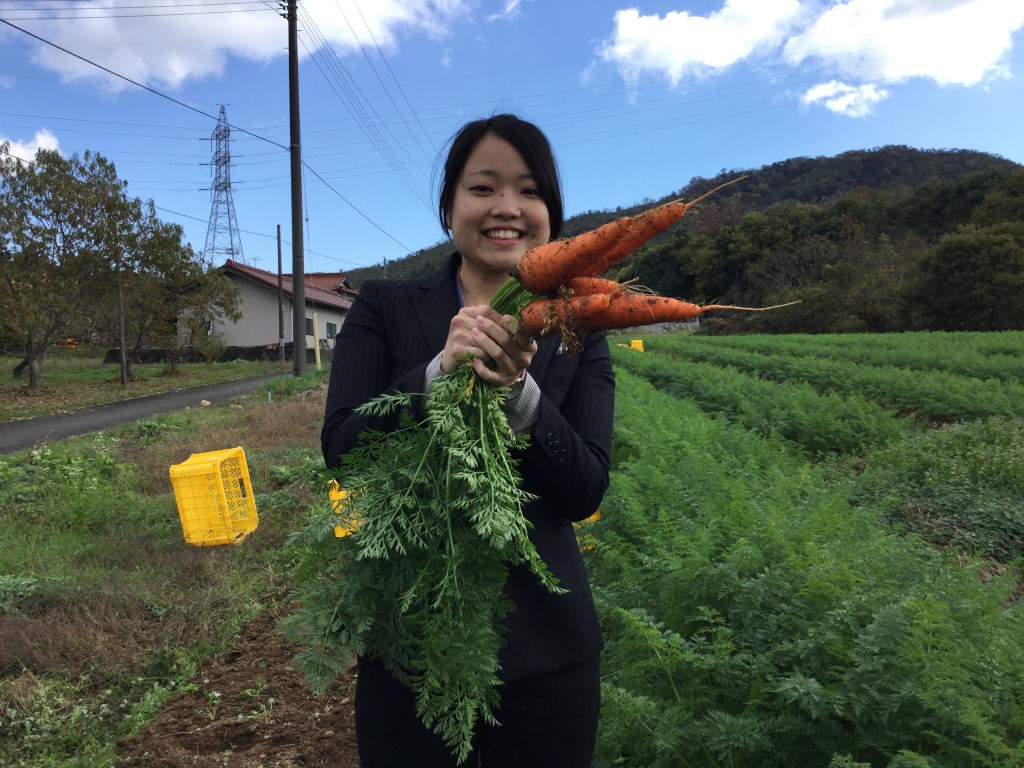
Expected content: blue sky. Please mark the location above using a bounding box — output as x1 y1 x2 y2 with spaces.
2 0 1023 275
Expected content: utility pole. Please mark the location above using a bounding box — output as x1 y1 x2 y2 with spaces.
277 224 285 362
286 0 305 375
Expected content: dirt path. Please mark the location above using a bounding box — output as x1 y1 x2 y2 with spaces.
117 609 360 767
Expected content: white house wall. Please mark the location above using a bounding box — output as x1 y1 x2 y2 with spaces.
213 277 347 349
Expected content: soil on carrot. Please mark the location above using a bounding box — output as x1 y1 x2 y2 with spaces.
117 610 360 767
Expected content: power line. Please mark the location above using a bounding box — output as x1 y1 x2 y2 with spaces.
296 6 432 210
0 15 413 253
0 18 289 151
343 0 436 165
0 0 273 20
153 203 384 269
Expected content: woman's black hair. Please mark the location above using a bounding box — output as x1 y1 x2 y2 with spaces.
437 113 564 240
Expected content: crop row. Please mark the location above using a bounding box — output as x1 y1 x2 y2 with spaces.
610 345 904 458
675 331 1024 383
638 335 1024 422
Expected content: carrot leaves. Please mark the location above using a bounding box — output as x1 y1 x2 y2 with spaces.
283 363 561 763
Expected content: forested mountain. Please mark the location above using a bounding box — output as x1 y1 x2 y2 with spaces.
346 146 1024 333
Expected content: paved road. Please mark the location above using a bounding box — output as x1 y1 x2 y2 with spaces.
0 374 287 456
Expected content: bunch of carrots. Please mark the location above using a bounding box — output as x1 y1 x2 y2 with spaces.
489 178 791 346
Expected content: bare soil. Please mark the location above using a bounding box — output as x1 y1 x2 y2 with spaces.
117 609 360 767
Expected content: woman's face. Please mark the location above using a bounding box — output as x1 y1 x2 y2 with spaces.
448 133 551 278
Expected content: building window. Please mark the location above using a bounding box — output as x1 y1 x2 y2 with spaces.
304 317 313 336
326 322 337 340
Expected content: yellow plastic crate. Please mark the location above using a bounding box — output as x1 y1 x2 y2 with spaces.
169 446 258 546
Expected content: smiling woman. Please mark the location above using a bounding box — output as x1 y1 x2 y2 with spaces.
446 133 551 302
301 113 615 768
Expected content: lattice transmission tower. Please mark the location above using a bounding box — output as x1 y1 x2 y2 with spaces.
202 105 245 264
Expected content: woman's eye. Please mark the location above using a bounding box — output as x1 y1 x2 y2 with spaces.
469 185 492 194
522 187 541 198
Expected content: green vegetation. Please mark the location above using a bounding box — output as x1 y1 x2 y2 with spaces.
0 350 287 421
3 333 1024 767
592 332 1024 767
284 370 554 762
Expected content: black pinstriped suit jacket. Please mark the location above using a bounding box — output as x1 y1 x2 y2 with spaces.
321 254 614 681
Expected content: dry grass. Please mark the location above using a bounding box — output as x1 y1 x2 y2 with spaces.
123 385 326 497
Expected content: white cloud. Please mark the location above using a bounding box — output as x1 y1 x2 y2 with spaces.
2 129 61 164
599 0 806 85
487 0 523 22
802 80 889 116
599 0 1024 116
23 0 474 91
784 0 1024 86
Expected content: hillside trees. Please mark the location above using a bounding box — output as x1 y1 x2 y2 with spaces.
612 167 1024 333
911 223 1024 331
0 144 239 387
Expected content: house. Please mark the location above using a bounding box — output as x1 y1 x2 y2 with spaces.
216 260 357 352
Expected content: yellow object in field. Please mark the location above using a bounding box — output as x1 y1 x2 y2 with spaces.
574 507 602 551
169 446 258 546
329 480 362 538
630 339 644 352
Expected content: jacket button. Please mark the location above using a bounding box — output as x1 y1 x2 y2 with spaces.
544 432 555 446
557 449 567 461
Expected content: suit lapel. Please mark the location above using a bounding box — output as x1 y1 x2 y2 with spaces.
409 254 461 353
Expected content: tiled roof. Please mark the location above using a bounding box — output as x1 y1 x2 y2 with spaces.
306 272 358 295
221 260 356 311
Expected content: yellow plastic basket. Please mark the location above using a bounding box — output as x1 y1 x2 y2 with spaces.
169 446 258 546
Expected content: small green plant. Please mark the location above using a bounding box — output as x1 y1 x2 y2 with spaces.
203 689 222 720
123 416 180 445
0 436 122 505
0 575 65 615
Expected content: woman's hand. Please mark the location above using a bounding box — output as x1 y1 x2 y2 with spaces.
441 307 537 387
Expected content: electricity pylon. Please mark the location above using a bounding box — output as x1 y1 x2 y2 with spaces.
202 105 245 264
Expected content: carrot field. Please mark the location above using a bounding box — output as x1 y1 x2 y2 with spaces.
1 332 1022 768
591 330 1024 768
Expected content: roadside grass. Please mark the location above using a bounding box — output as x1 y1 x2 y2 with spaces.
0 349 290 421
0 370 327 767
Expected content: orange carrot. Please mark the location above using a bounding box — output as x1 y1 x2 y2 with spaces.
562 276 626 297
518 293 611 337
513 219 638 295
590 178 745 275
520 292 796 337
513 177 745 295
